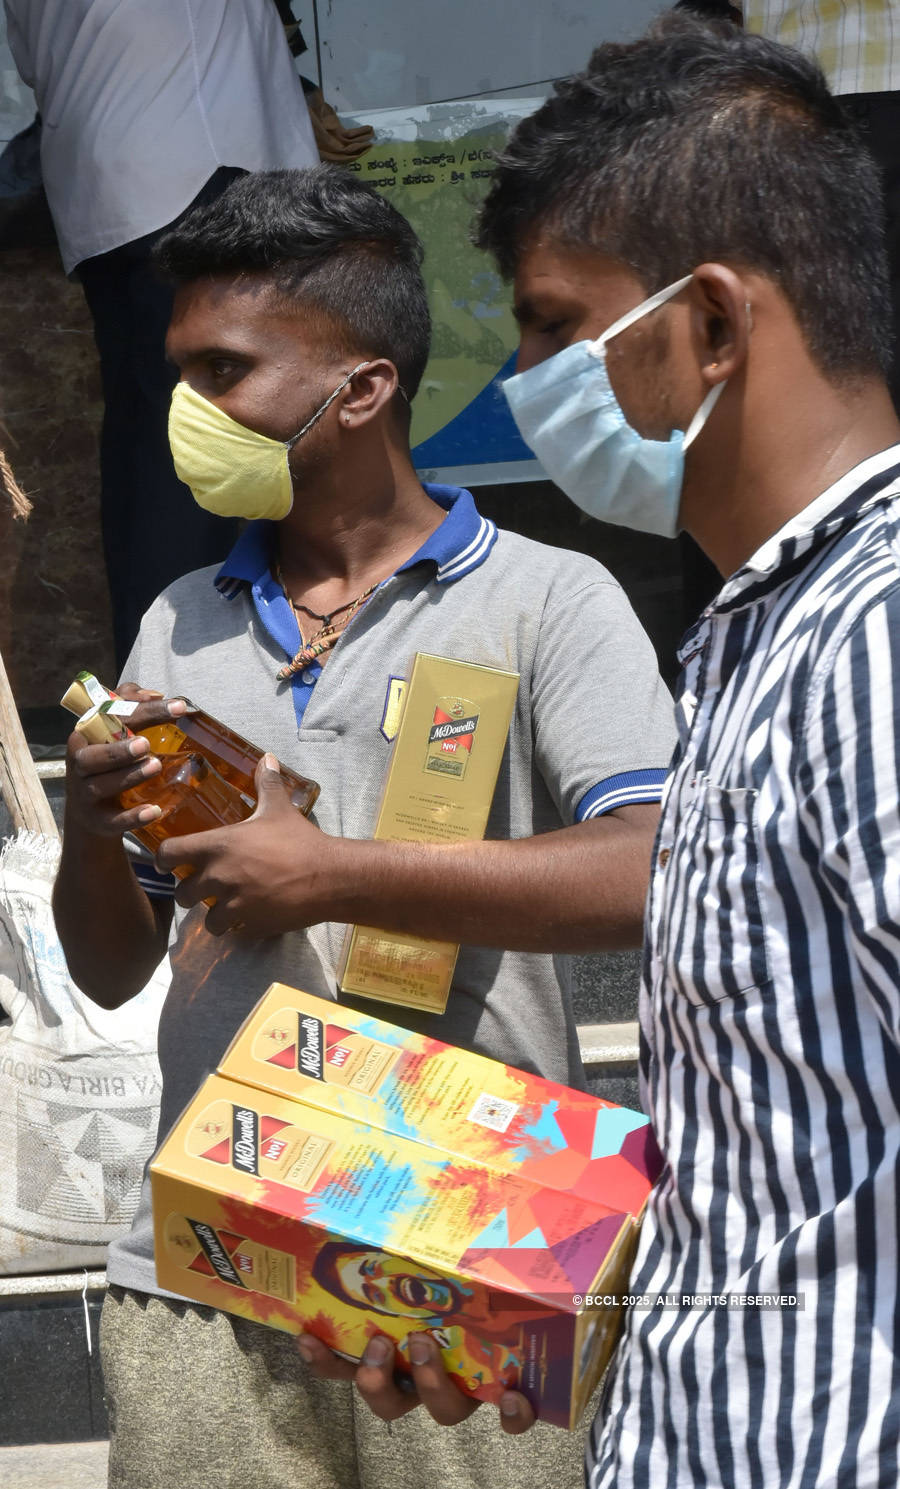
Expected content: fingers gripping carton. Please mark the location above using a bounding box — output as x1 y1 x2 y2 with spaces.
152 987 660 1428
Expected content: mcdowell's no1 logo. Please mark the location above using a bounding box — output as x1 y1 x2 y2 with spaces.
298 1014 324 1080
163 1213 297 1302
425 695 479 779
186 1097 335 1191
185 1216 246 1288
232 1105 260 1176
253 1007 401 1095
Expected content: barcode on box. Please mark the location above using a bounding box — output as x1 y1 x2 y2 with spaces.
467 1092 519 1133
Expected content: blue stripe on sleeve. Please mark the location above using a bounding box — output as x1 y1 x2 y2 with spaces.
132 860 178 899
575 768 667 821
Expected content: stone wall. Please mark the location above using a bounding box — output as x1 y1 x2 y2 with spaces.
0 247 114 713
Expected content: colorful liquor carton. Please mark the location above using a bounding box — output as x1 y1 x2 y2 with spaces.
219 983 658 1215
153 991 660 1429
339 654 519 1014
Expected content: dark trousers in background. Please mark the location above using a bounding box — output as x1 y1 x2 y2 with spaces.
79 169 243 672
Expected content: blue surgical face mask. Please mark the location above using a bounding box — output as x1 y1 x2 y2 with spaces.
503 273 726 538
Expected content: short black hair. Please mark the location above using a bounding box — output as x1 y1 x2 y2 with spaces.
155 165 431 399
476 14 892 383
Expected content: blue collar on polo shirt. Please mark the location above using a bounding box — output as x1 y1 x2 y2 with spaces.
213 483 498 724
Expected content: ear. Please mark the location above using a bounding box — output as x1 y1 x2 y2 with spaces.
686 264 752 388
339 359 402 428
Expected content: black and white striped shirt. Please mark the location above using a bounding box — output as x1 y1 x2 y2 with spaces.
588 447 900 1488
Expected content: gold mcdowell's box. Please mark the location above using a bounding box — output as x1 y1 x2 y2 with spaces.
338 653 519 1014
153 989 661 1429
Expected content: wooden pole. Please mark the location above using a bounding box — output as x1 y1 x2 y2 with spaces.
0 440 56 837
0 644 59 840
0 445 30 521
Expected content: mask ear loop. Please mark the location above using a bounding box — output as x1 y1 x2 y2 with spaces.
285 360 371 449
683 380 726 450
683 295 751 449
589 273 695 356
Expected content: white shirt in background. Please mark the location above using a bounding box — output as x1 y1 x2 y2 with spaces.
3 0 319 272
743 1 900 96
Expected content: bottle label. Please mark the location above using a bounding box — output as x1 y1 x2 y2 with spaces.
425 697 479 779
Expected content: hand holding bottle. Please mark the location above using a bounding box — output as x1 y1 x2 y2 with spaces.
64 689 189 839
156 755 331 936
60 672 320 876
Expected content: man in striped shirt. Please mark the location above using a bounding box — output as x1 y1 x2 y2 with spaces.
469 13 900 1486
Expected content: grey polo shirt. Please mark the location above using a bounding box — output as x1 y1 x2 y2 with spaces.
107 484 675 1297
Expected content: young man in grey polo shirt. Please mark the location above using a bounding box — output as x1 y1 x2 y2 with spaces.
53 167 674 1489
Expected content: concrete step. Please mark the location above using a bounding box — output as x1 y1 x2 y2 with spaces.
0 1440 108 1489
578 1020 640 1069
0 1276 108 1448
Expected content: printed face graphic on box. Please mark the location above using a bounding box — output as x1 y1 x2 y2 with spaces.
312 1242 472 1320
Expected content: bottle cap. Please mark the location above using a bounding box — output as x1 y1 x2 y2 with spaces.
74 700 131 745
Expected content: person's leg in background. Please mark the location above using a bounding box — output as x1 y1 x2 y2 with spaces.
79 170 243 671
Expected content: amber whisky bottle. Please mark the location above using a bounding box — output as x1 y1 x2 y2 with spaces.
62 675 320 871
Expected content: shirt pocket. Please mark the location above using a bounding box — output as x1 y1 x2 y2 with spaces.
661 777 772 1004
292 726 382 844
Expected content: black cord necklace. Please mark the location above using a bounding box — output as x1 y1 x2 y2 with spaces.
274 563 379 682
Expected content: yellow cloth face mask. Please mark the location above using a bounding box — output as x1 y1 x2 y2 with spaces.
168 364 369 522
